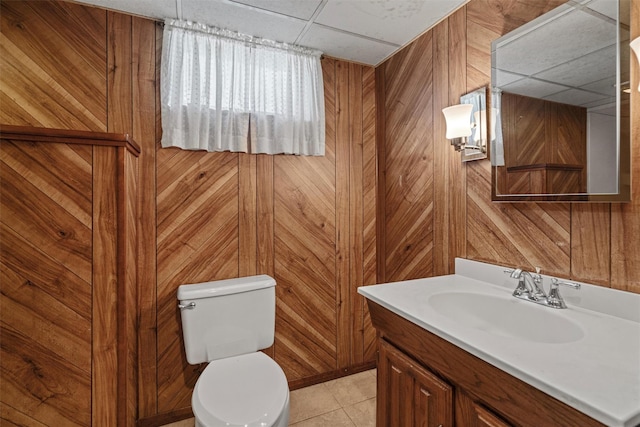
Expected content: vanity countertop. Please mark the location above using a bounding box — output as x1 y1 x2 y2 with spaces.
358 259 640 427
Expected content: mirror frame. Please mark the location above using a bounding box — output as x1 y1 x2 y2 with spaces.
490 0 631 202
461 87 489 163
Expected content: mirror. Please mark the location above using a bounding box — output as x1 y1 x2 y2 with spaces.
461 87 489 162
491 0 631 202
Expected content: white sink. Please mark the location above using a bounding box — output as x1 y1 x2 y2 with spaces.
358 259 640 427
428 291 584 344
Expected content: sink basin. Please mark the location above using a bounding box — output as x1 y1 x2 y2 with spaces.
428 292 584 344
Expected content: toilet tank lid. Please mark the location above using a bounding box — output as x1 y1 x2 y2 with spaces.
177 275 275 300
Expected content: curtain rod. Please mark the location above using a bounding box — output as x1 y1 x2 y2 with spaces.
163 19 323 58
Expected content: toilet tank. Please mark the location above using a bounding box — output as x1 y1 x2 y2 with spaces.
177 275 276 365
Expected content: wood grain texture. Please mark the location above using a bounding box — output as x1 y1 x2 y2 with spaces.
135 18 160 418
0 1 107 130
156 149 240 411
611 0 640 293
381 32 435 282
433 18 451 278
449 7 468 271
369 301 605 427
153 55 377 415
3 0 638 424
1 140 92 427
1 128 138 427
377 339 453 427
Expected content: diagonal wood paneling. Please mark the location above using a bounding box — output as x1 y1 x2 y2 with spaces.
381 33 435 282
156 149 240 412
0 1 107 131
464 1 573 277
1 140 93 427
274 152 337 379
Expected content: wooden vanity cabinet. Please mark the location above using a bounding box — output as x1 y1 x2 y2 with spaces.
378 338 453 426
368 300 605 427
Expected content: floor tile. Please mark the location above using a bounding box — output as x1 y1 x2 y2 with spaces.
290 408 356 427
325 370 377 407
161 418 194 427
344 397 376 427
289 382 342 424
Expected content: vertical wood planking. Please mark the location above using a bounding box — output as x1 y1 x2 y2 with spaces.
349 63 364 364
361 66 378 362
449 7 468 271
135 18 159 418
571 204 611 286
239 153 257 276
123 151 139 427
336 59 351 369
107 11 132 134
433 19 450 277
375 65 387 284
92 146 118 426
256 153 275 358
106 12 136 426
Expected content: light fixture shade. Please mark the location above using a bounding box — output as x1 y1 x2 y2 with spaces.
442 104 473 139
632 37 640 92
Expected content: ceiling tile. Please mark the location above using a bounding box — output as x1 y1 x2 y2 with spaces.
544 88 610 107
533 46 616 89
299 24 398 65
315 0 466 45
501 78 568 100
229 0 322 20
496 7 616 77
74 0 178 19
181 0 307 43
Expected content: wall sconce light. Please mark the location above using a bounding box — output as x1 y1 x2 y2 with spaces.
442 87 489 162
631 37 640 92
442 104 473 151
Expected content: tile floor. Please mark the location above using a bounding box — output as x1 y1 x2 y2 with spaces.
162 369 376 427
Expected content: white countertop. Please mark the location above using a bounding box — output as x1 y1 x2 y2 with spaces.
358 259 640 427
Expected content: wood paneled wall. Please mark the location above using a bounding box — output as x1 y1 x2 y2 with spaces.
2 0 638 424
0 126 140 426
378 0 640 292
1 1 376 423
152 57 377 416
1 1 155 425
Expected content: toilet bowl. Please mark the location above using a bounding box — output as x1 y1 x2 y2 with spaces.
192 352 289 427
177 275 290 427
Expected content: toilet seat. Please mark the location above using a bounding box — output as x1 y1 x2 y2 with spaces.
192 352 289 427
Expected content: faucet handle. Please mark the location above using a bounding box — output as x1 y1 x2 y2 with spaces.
533 267 543 282
547 278 581 309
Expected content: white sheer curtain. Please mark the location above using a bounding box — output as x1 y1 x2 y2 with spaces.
161 19 325 156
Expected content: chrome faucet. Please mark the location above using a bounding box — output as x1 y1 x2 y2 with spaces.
509 267 546 301
547 278 581 309
504 268 580 309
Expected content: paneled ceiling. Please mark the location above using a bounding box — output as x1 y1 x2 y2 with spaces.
72 0 469 66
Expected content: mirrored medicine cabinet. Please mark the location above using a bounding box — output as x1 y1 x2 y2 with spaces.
491 0 631 202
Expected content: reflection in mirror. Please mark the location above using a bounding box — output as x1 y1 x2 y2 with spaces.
491 0 630 202
460 87 490 162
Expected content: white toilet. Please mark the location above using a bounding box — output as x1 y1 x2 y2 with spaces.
177 275 290 427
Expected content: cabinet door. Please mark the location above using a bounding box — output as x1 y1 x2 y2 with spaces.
378 339 453 427
455 390 514 427
473 404 513 427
